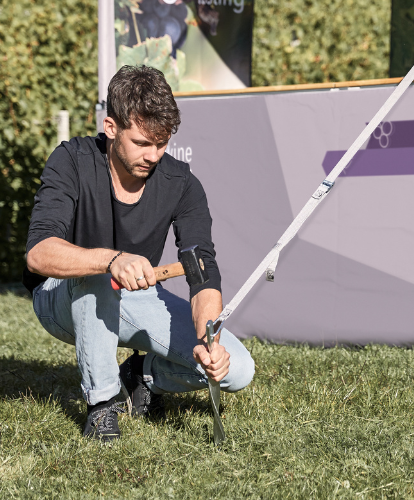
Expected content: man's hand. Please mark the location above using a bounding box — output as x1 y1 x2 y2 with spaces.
110 252 156 291
191 288 230 382
193 341 230 382
27 238 156 292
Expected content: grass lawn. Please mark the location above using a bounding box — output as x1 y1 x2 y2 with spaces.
1 291 414 499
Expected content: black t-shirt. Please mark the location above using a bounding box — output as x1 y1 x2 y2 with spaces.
23 134 221 298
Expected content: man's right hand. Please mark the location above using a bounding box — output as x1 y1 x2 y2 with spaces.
27 238 157 291
109 252 156 291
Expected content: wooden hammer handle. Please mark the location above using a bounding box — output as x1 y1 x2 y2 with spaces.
111 261 185 290
154 262 185 281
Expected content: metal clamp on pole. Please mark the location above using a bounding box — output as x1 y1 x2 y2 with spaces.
266 249 280 282
312 180 335 200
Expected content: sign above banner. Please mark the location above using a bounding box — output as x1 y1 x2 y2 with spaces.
109 0 254 92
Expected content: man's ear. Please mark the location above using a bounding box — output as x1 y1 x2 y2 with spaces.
103 117 117 139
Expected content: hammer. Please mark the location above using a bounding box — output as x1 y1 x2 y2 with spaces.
111 244 209 290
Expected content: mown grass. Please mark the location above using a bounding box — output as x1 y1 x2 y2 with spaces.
2 292 414 499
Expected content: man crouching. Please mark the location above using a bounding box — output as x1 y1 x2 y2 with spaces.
23 65 254 441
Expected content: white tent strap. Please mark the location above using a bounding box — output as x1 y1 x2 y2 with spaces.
267 64 414 277
215 244 281 326
266 189 328 276
215 194 323 327
214 66 414 329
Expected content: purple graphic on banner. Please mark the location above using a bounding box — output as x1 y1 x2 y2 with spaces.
322 120 414 176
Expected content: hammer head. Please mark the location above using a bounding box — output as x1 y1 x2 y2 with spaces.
180 245 209 286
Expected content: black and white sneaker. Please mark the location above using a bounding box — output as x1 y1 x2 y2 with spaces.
83 397 126 442
119 351 165 419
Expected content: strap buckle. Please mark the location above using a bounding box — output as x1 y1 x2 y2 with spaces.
312 180 335 200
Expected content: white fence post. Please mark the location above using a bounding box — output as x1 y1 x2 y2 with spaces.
57 110 70 144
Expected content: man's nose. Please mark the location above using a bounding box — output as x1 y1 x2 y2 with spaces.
144 145 158 163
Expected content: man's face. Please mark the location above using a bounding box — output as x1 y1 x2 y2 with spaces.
111 120 169 179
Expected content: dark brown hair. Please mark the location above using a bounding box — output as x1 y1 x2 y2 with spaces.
107 65 181 140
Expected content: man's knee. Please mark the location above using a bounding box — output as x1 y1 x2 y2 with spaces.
222 348 255 393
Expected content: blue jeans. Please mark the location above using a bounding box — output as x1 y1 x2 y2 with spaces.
33 274 255 405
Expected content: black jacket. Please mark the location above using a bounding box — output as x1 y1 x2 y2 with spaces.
23 134 221 297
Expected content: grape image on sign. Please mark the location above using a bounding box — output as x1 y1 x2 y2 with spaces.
115 0 219 58
138 0 189 57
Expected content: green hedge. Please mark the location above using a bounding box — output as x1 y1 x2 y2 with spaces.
252 0 391 86
0 0 391 283
0 0 98 283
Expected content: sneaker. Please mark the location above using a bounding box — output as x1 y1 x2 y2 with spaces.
83 397 126 442
119 351 165 419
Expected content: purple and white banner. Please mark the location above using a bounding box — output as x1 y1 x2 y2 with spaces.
159 84 414 346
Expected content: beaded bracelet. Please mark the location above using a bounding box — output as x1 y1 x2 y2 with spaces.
107 250 124 273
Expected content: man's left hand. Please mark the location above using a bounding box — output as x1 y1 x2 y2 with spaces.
191 288 230 382
193 341 230 383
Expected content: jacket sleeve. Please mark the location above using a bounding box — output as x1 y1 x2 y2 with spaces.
26 144 79 254
172 171 221 300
